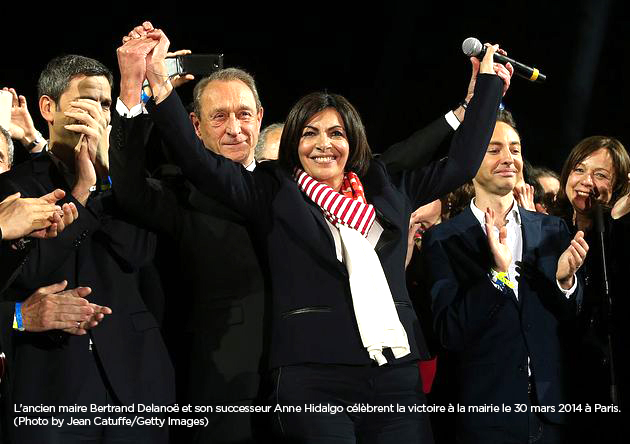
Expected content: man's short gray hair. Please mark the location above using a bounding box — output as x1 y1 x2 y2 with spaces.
254 122 284 161
0 125 14 167
192 68 261 118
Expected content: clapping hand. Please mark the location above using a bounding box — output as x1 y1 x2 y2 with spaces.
556 231 589 289
20 281 112 335
513 183 535 211
484 207 511 273
611 173 630 220
2 87 42 152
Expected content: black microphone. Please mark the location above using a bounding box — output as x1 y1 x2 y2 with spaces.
462 37 546 83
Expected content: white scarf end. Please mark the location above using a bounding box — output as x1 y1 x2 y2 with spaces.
392 347 412 359
370 350 389 366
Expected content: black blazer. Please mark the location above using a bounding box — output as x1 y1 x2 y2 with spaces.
0 155 175 411
147 74 502 369
422 206 580 433
108 104 455 404
109 111 268 405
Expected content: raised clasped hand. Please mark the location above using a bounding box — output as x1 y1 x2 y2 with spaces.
121 21 171 101
117 23 160 108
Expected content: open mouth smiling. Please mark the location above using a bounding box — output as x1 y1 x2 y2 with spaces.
311 156 337 164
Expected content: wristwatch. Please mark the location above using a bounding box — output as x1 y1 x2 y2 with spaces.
24 132 44 151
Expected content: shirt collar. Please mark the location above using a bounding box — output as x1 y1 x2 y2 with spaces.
470 197 522 228
245 159 256 172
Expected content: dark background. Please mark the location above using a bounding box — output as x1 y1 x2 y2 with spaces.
2 0 628 171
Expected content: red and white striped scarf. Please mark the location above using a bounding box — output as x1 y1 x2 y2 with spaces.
294 168 411 365
294 169 376 236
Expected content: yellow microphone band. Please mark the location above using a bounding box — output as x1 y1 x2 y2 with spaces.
529 68 539 82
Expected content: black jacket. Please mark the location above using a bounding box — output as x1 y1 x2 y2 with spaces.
147 74 502 369
0 155 174 411
422 206 580 434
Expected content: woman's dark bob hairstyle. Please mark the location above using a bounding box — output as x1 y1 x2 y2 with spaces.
278 92 372 177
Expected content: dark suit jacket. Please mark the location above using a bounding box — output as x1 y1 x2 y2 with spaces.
0 246 27 360
109 111 267 406
108 105 457 444
146 74 502 369
108 103 455 394
422 206 580 437
0 155 175 412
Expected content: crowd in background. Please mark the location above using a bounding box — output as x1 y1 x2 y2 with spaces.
0 20 629 444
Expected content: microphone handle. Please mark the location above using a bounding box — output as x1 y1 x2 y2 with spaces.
493 53 546 83
476 46 545 83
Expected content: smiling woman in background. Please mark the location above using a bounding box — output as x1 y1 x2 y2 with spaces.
552 135 630 442
554 136 630 231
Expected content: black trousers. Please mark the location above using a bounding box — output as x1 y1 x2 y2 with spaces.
269 361 433 444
